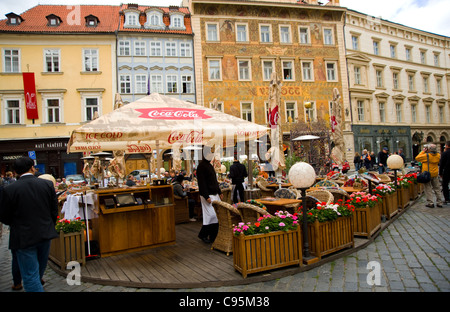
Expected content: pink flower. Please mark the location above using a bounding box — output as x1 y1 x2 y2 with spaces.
279 222 285 227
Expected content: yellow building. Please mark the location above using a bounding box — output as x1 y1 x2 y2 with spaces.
0 5 119 177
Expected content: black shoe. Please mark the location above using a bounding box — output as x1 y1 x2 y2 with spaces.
425 204 434 208
198 235 211 244
436 204 443 208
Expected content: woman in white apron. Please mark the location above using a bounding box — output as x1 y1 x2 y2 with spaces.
196 150 223 243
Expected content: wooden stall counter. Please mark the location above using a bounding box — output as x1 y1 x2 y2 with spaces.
93 185 175 257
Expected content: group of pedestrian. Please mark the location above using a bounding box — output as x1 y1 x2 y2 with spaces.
354 147 407 174
415 142 450 208
0 156 58 292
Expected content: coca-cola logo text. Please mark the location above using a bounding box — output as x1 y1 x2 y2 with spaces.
136 108 211 120
126 144 152 153
168 130 204 144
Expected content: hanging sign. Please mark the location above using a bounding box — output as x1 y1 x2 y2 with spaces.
22 72 39 120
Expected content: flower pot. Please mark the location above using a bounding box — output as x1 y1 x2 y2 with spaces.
49 231 86 270
353 203 381 238
307 216 354 260
397 187 410 209
382 192 398 220
409 183 419 200
232 227 302 278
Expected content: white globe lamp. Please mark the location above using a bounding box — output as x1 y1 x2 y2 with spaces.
288 162 316 260
387 154 404 189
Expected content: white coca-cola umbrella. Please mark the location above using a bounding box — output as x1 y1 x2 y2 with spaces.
67 93 267 154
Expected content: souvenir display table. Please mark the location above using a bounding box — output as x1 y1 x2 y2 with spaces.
87 185 175 257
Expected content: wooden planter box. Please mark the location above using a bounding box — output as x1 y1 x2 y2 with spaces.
381 192 398 220
49 231 86 270
307 216 354 260
409 183 419 200
353 203 381 238
233 227 302 278
397 187 410 209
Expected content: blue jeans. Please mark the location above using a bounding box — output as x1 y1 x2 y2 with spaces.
15 240 51 292
378 165 386 174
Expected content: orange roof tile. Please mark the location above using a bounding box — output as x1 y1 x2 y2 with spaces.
0 5 121 33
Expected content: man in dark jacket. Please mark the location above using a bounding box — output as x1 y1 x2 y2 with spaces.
439 141 450 204
229 155 247 204
196 149 222 243
377 147 389 173
0 157 58 292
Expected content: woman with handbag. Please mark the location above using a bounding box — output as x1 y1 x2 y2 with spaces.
415 144 444 208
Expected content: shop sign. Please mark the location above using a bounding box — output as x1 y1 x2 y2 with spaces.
34 141 67 150
22 72 39 120
2 155 23 161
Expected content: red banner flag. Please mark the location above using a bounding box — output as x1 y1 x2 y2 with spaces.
22 72 39 120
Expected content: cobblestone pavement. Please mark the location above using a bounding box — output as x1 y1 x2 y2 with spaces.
1 196 449 293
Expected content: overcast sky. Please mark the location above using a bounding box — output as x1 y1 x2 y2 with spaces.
0 0 448 36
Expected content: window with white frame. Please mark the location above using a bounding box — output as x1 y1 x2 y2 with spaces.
135 74 147 94
354 66 361 85
395 103 402 122
210 101 224 112
124 12 139 27
180 42 191 57
119 74 131 94
411 104 417 123
357 100 365 121
45 98 61 123
301 61 313 81
167 75 177 93
285 102 297 122
282 60 294 81
351 35 359 50
299 27 310 44
326 62 337 81
236 23 248 42
151 74 163 93
279 26 291 44
420 50 426 64
44 49 60 72
423 76 429 93
390 44 397 58
83 49 98 72
84 97 99 122
262 60 274 81
165 42 177 57
408 73 415 91
145 11 164 29
436 77 442 94
376 69 383 88
379 102 385 122
118 41 130 56
150 42 162 56
181 75 193 93
392 72 399 89
373 41 380 55
169 13 185 29
304 101 316 122
208 59 221 81
238 59 251 81
323 28 334 45
3 49 20 73
134 41 146 56
405 47 412 61
259 25 271 43
206 23 219 42
425 105 431 123
4 99 21 124
433 53 440 67
241 102 253 122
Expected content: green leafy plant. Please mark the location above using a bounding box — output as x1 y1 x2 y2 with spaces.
297 201 354 223
55 216 86 233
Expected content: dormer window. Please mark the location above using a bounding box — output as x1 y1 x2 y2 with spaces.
169 13 185 30
144 9 164 30
6 13 23 25
124 10 140 28
85 15 99 27
46 14 62 27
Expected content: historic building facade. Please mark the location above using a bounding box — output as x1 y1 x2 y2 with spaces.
344 9 450 161
0 5 119 176
117 4 195 104
185 0 352 161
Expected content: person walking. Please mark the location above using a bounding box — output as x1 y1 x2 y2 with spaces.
229 154 247 204
415 144 444 208
377 147 389 174
196 148 222 244
362 149 371 169
353 152 362 171
439 141 450 205
0 157 58 292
